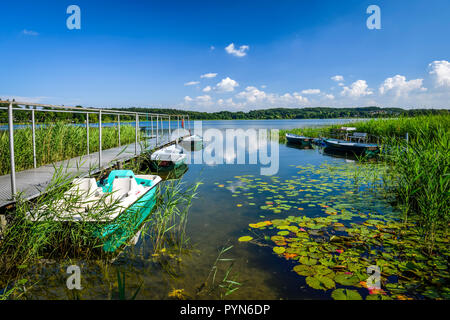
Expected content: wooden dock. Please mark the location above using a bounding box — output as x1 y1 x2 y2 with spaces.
0 136 182 209
0 100 191 210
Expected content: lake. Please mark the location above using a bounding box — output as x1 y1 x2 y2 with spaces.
20 119 399 300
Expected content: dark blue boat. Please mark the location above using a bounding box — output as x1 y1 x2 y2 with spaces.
323 139 379 157
285 133 313 146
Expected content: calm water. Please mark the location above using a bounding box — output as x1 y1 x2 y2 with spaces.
1 118 364 131
24 119 395 300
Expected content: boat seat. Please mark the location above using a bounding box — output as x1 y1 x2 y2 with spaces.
111 176 140 200
348 132 368 143
69 178 102 198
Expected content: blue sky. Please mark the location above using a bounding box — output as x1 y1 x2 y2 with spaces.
0 0 449 111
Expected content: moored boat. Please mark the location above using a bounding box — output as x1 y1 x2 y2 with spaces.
322 139 379 157
150 145 187 169
181 134 203 150
30 170 162 252
285 133 313 147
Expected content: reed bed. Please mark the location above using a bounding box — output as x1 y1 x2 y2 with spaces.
0 122 137 175
282 114 450 250
279 114 450 142
0 156 200 299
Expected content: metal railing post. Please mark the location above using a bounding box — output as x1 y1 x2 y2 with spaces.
32 108 36 168
99 110 102 168
86 113 90 155
151 115 154 138
168 115 171 140
118 114 121 146
156 115 159 146
8 102 16 199
135 113 139 155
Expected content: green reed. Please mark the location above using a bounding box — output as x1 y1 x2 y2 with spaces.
279 114 450 142
282 114 450 252
0 122 137 175
1 152 200 299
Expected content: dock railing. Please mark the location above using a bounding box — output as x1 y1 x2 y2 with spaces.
0 100 190 200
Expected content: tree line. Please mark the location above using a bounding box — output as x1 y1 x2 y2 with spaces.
0 102 448 124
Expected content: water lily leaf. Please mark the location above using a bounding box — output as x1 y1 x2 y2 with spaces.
306 275 335 291
334 273 361 286
293 265 315 276
299 256 317 266
273 247 286 254
331 289 363 300
238 236 253 242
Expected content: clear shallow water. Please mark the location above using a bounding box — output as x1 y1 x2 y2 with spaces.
22 119 397 300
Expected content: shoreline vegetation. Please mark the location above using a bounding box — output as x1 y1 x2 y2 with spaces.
283 114 449 254
0 112 448 300
1 104 449 124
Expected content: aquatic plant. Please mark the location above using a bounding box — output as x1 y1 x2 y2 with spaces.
196 245 242 299
227 163 449 300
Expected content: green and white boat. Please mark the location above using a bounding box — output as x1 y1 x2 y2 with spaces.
30 170 162 252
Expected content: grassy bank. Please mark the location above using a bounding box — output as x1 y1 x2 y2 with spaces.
282 114 450 250
0 123 137 175
279 114 450 142
0 156 200 299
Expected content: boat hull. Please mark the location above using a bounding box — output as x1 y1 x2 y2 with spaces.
323 139 379 157
94 175 160 252
285 134 313 146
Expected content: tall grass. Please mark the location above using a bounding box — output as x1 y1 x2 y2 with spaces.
279 114 450 142
0 155 200 299
0 122 136 175
283 114 450 251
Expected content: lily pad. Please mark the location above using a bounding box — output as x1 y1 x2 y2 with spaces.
331 289 363 300
306 275 335 291
273 247 286 254
238 236 253 242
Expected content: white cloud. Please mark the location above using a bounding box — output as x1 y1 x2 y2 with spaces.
22 29 39 36
236 86 268 103
184 81 199 86
292 93 309 104
429 60 450 88
301 89 321 95
379 75 426 97
341 80 373 98
331 75 344 82
216 77 239 92
225 43 250 57
235 87 308 106
325 94 335 100
200 73 218 79
184 96 193 102
203 86 212 92
196 95 212 103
